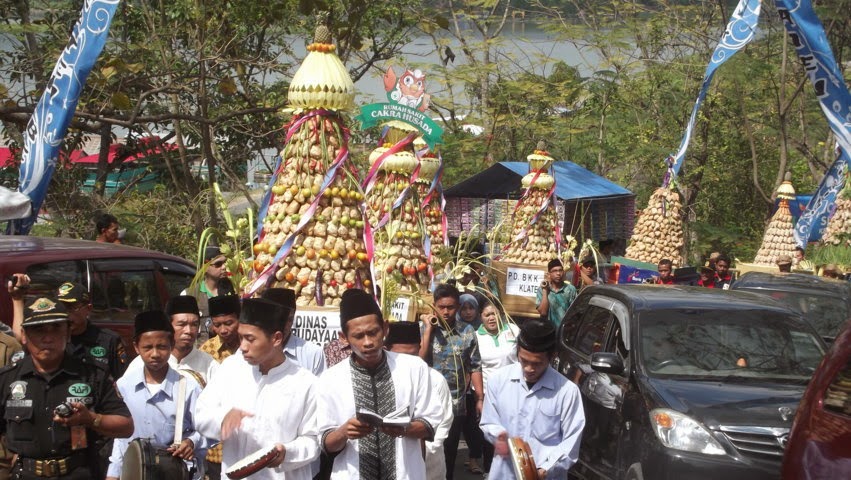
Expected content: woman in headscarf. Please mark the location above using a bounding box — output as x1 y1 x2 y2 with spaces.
457 293 481 329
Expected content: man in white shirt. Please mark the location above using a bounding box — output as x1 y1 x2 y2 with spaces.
126 295 218 383
385 321 453 480
196 298 320 480
260 288 326 375
317 289 442 479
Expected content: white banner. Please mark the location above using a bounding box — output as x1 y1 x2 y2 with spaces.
390 296 411 322
292 308 341 346
505 267 545 297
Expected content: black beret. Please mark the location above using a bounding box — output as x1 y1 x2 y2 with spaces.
340 289 382 326
134 310 174 338
209 295 241 317
261 288 296 312
517 319 556 353
386 321 421 346
23 297 69 327
240 298 285 334
166 295 199 316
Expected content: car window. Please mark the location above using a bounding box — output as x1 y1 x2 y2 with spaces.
752 290 849 339
89 269 158 325
159 261 196 298
24 261 87 298
573 306 613 357
561 294 589 346
824 359 851 417
639 309 824 380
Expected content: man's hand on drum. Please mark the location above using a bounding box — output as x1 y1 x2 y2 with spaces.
339 417 374 440
537 468 547 479
222 408 254 441
494 431 510 457
267 443 286 468
169 438 195 460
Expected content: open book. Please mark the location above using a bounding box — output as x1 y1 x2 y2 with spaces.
356 405 411 428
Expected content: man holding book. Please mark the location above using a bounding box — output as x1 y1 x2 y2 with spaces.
317 289 441 479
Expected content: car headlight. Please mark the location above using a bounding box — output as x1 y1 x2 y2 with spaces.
649 408 725 455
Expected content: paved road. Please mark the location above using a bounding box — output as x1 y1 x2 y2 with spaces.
453 440 486 480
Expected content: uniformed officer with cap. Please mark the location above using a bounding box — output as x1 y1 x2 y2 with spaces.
56 282 127 380
0 297 133 480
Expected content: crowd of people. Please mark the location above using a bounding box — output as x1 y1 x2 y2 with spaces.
0 265 585 480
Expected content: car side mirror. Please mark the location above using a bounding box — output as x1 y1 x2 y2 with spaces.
590 352 625 375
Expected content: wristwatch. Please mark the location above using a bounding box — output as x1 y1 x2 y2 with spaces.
92 413 103 428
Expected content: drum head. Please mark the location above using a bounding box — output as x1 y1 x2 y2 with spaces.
226 446 277 480
121 439 148 480
121 438 188 480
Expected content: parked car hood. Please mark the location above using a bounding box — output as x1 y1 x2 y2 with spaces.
644 376 807 428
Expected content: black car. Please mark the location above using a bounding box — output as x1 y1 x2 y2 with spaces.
557 285 825 480
730 272 851 343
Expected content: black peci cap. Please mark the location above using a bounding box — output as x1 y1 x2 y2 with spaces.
517 319 557 353
209 295 241 317
134 310 174 338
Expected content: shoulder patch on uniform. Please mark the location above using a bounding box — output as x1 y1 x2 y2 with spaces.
10 350 25 364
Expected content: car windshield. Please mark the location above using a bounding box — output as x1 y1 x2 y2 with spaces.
741 289 848 340
640 309 824 380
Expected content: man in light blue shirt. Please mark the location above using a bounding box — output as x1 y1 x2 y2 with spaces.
108 311 207 479
480 320 584 479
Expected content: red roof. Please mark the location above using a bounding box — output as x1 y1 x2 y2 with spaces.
0 137 176 168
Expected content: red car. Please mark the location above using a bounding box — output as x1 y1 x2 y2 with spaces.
782 318 851 478
0 236 195 351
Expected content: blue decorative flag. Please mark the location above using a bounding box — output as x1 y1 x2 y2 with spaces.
773 0 851 246
669 0 761 176
9 0 121 234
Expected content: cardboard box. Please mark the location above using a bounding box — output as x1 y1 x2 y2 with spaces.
492 260 547 317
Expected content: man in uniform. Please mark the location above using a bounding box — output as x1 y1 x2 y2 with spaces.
57 282 127 379
319 289 441 479
0 279 24 480
536 259 578 327
480 320 585 479
0 297 133 480
198 295 241 480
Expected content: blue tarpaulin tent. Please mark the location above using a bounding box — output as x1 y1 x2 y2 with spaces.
445 161 632 201
444 161 635 244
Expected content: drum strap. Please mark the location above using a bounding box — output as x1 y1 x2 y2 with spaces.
173 375 187 447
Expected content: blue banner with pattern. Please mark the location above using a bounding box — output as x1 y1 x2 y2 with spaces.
774 0 851 246
9 0 120 234
669 0 761 176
